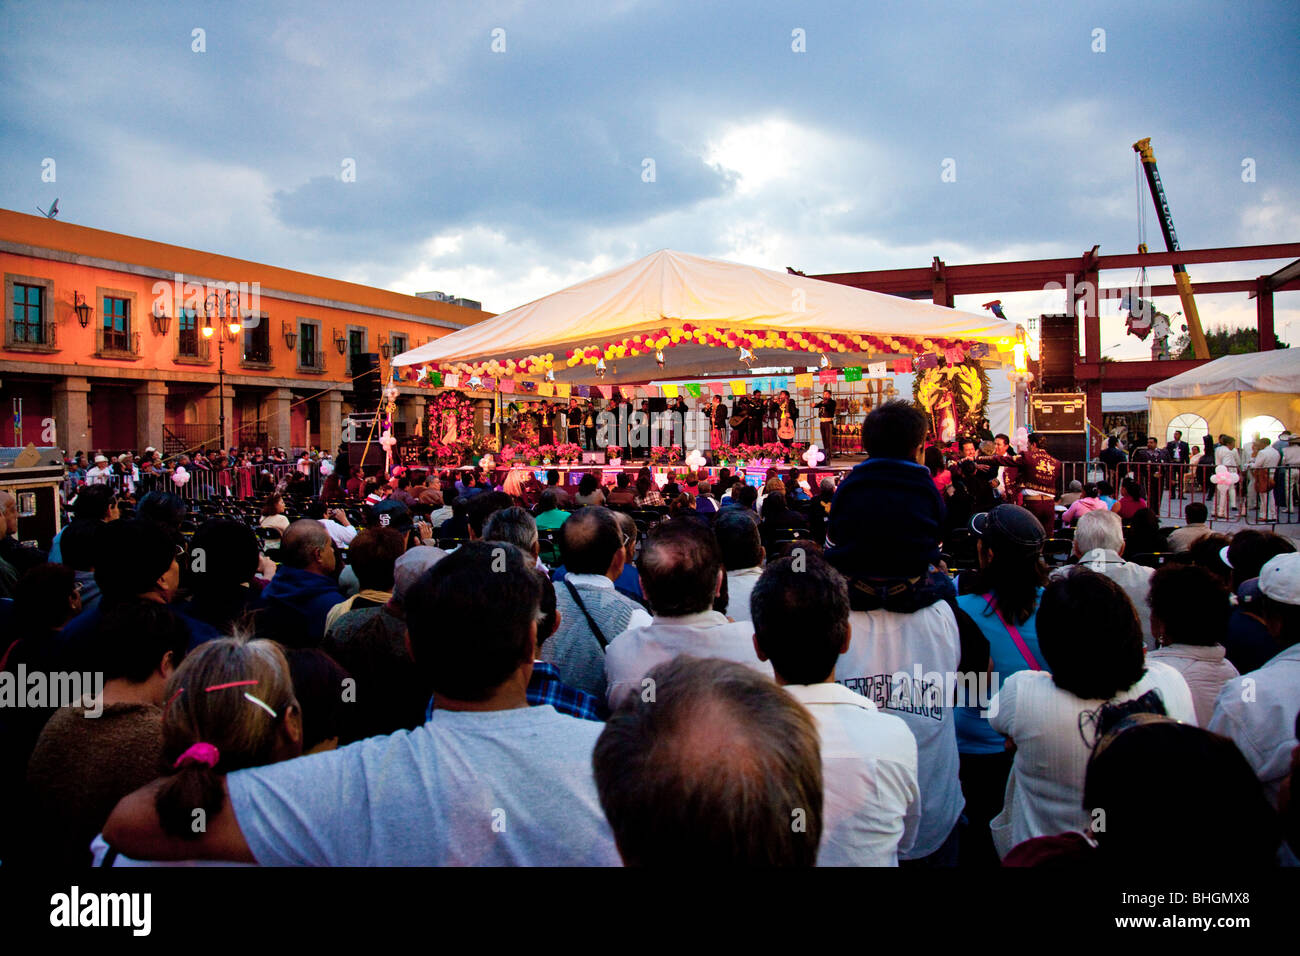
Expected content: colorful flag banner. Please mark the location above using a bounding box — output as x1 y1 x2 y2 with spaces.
519 379 538 392
794 373 814 389
945 345 966 364
537 382 554 396
662 383 679 398
443 373 458 387
589 385 603 399
576 384 590 397
773 376 790 392
709 381 726 396
968 342 990 359
556 383 571 398
818 368 838 383
482 376 496 392
917 353 939 370
867 361 887 377
893 359 913 374
843 366 863 382
685 383 702 398
431 371 444 387
499 378 514 392
730 379 747 396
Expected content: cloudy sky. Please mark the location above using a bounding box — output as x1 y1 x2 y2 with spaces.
3 0 1297 358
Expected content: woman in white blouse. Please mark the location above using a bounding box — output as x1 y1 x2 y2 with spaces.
988 568 1196 859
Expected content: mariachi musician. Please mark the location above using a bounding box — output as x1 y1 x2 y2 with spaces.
749 388 767 445
537 402 556 446
565 397 583 447
669 394 690 448
709 393 729 449
774 389 798 448
813 388 836 457
730 393 751 445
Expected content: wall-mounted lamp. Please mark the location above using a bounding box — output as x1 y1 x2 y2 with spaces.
73 291 92 328
333 328 347 355
151 304 172 336
378 337 391 360
282 320 298 350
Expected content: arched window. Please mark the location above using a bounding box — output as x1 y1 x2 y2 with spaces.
1167 413 1208 445
1242 415 1286 445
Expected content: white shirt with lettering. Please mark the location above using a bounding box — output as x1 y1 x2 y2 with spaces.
835 602 963 860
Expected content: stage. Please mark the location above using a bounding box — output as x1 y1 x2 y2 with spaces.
454 456 866 490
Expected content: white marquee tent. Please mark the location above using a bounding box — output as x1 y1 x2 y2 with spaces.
1145 349 1300 444
391 249 1023 384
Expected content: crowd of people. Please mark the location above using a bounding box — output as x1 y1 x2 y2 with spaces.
0 399 1297 868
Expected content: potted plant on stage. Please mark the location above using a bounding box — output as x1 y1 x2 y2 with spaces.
607 445 623 466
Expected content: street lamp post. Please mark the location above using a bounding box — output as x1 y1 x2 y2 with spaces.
203 291 242 452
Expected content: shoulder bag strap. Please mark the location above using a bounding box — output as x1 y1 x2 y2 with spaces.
564 579 609 651
982 592 1042 671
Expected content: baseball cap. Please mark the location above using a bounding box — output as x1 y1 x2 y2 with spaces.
369 498 414 532
970 504 1046 551
1259 553 1300 606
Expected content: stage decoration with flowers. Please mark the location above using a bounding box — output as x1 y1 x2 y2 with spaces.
418 322 1003 382
648 445 683 464
713 442 808 466
912 360 990 442
423 390 480 465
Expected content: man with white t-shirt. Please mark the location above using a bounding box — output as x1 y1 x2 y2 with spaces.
752 553 920 866
85 454 113 486
103 542 621 866
605 519 770 709
825 401 965 865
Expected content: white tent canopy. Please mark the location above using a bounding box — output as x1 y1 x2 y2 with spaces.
1145 350 1300 445
392 249 1021 384
1145 349 1300 399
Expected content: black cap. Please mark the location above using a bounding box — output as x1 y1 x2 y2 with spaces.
970 504 1045 551
370 498 414 532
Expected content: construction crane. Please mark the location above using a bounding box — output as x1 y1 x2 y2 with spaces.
1132 137 1210 359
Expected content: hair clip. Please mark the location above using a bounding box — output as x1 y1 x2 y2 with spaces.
243 692 278 719
205 680 259 693
163 687 184 719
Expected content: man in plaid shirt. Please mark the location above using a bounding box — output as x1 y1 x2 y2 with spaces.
428 564 606 723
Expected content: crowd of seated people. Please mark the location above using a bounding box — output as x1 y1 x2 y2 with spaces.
0 403 1295 870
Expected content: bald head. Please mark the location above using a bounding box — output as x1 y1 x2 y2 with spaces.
282 519 334 574
593 656 823 866
559 507 623 577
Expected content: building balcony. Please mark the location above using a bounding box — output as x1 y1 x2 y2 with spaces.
3 318 59 353
297 349 327 373
239 342 274 369
174 331 212 365
95 327 141 359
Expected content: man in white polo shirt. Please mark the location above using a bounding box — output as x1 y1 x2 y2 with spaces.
1209 552 1300 807
752 552 920 866
605 520 770 708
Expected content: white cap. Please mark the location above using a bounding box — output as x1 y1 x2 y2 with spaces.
1259 553 1300 606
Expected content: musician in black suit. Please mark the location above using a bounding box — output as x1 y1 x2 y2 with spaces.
669 395 689 448
709 394 729 450
749 389 766 445
730 394 751 446
565 398 582 447
814 388 837 457
774 390 798 448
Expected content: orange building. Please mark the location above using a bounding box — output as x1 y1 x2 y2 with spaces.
0 209 488 456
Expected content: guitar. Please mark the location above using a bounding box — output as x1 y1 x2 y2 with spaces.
777 402 795 441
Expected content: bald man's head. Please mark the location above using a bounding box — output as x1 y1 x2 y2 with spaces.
281 519 335 574
0 491 15 538
593 656 823 866
559 507 622 576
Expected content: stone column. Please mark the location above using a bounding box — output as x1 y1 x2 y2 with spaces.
266 388 293 452
319 391 344 454
473 398 493 441
52 376 91 454
135 381 168 453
